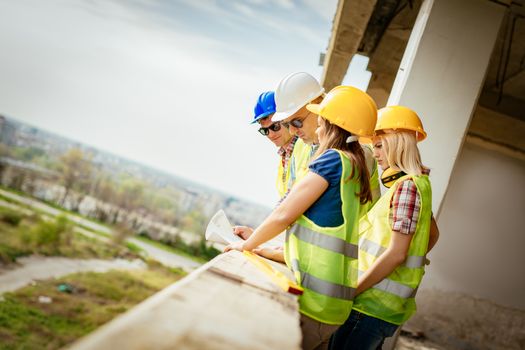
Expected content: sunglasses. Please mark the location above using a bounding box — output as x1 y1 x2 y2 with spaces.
258 122 282 136
281 112 312 129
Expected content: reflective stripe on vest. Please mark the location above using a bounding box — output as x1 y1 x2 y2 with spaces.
358 270 417 298
284 149 363 325
289 225 358 259
292 259 356 300
353 174 432 325
360 237 425 268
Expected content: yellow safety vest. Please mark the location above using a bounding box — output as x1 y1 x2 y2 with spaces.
353 174 432 325
284 149 363 325
363 144 380 204
289 138 314 187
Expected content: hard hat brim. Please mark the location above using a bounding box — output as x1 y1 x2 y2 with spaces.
272 89 325 122
358 136 373 144
250 111 274 124
305 103 321 115
271 108 300 122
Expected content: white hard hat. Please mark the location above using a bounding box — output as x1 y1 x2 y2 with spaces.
272 72 324 122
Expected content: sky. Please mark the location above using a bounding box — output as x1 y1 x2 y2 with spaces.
0 0 370 208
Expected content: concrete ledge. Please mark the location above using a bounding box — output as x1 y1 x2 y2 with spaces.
68 251 301 350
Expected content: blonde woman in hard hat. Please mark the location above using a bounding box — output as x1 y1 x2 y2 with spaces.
226 86 377 350
329 106 439 350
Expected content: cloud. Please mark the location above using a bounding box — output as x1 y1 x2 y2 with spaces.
0 0 287 206
231 2 256 17
302 0 338 21
172 0 329 47
0 0 342 207
271 0 295 9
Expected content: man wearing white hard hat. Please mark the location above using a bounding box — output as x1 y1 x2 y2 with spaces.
272 72 325 187
273 72 380 203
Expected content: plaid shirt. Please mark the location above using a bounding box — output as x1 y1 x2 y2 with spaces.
389 169 430 234
277 135 298 184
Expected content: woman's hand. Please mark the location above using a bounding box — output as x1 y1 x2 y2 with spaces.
253 246 285 263
224 240 246 253
232 226 254 240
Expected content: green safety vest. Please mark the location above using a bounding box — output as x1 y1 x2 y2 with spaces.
288 138 314 187
285 141 378 203
284 149 362 325
276 138 312 198
353 174 432 325
361 144 380 214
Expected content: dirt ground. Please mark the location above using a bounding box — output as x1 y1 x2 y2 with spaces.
397 335 447 350
401 289 525 350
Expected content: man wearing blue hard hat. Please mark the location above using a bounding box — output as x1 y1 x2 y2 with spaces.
251 91 298 198
232 91 298 262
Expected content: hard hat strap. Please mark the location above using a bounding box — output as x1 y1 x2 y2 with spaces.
346 136 359 143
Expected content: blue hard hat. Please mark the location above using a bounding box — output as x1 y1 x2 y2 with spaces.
251 91 276 124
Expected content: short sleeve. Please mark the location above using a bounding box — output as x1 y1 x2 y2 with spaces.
308 149 342 186
389 179 421 234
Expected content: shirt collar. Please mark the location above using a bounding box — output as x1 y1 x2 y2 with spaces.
278 135 298 157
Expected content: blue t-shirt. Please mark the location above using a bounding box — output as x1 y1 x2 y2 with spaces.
304 149 344 227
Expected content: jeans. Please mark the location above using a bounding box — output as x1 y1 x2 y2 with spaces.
329 310 398 350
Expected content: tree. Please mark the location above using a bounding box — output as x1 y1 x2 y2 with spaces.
144 186 183 228
112 174 146 225
59 148 93 208
182 208 208 235
91 172 117 222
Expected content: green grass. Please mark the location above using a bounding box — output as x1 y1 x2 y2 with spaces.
0 184 28 198
133 235 209 263
0 187 216 264
82 228 111 239
125 241 145 255
38 198 111 229
0 193 25 207
0 267 185 350
0 211 138 264
0 207 23 226
0 189 114 241
0 186 112 233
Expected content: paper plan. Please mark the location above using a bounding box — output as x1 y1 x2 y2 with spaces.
205 209 243 245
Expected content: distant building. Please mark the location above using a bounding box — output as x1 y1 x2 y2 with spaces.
0 157 59 192
0 115 16 146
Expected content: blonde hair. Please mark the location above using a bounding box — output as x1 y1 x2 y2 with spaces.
314 118 372 204
380 131 425 175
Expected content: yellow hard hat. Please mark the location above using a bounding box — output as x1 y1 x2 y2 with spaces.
306 85 377 137
375 106 427 142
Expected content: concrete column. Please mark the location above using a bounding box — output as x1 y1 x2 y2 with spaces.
387 0 506 214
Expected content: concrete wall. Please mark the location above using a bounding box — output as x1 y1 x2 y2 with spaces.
387 0 505 213
423 140 525 309
412 140 525 349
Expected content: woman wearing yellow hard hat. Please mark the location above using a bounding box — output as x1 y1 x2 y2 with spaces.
330 106 439 350
226 86 377 349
